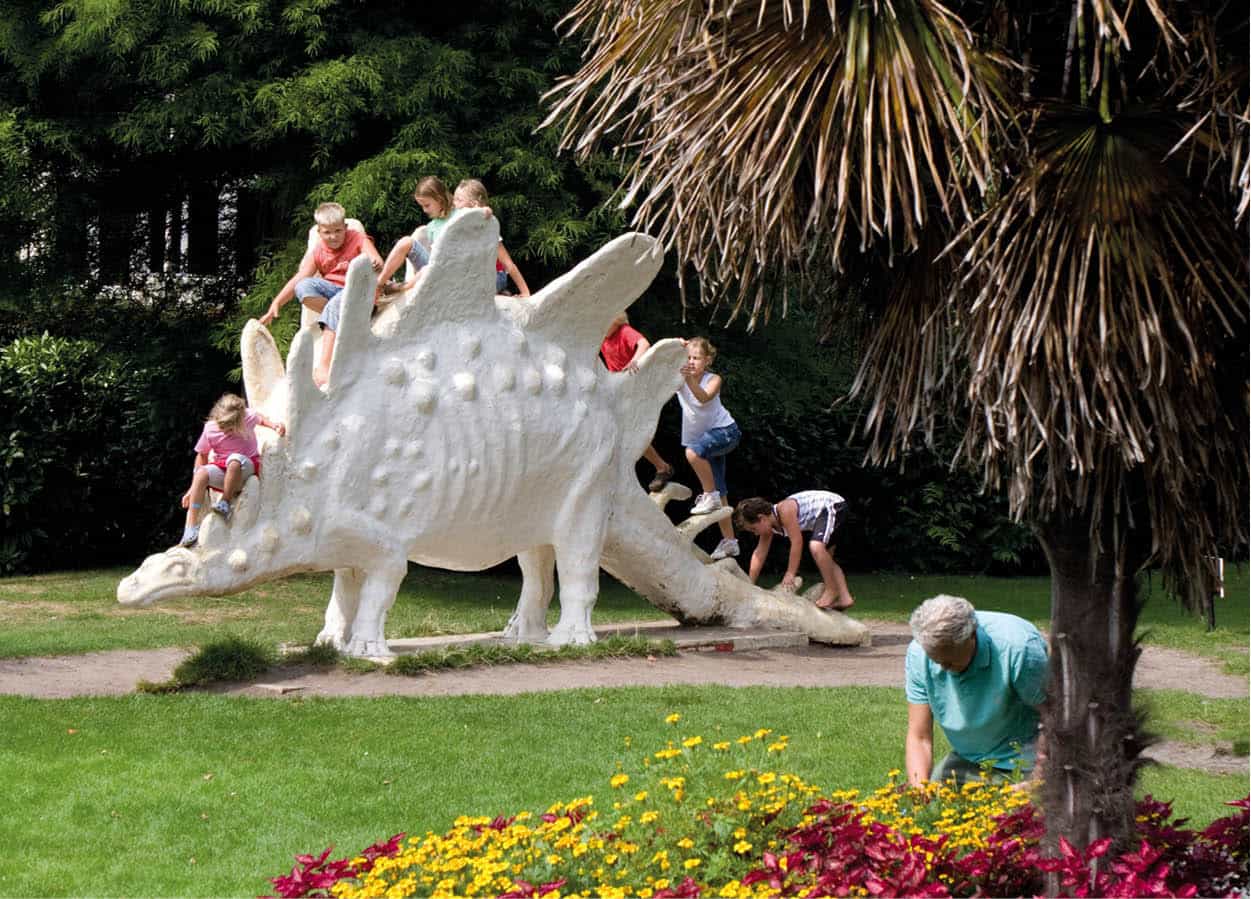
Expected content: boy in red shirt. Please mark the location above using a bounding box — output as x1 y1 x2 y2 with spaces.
601 313 675 492
260 202 384 387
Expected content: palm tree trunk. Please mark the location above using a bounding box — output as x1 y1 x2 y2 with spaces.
1036 512 1151 882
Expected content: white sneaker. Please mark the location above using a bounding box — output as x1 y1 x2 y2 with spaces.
691 492 722 515
710 538 740 560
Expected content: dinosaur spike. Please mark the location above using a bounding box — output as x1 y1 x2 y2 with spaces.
325 255 378 393
285 323 323 440
394 210 500 339
649 481 694 509
525 233 664 366
675 507 733 544
612 337 686 473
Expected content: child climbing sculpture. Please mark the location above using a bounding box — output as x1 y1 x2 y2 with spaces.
259 202 384 387
734 491 855 611
601 312 675 492
679 337 741 560
178 393 285 547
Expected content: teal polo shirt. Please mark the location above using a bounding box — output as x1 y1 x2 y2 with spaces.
905 611 1049 769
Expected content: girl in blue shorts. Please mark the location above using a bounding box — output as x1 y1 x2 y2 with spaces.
678 337 741 560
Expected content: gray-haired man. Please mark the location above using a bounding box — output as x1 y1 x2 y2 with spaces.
904 594 1049 785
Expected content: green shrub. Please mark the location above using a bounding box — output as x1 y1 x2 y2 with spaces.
0 287 233 573
171 636 276 686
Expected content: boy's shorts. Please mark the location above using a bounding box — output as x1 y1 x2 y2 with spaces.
200 454 256 489
809 500 848 546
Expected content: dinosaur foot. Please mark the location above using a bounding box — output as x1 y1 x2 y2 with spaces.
545 623 597 646
503 613 549 644
343 637 395 659
314 629 349 651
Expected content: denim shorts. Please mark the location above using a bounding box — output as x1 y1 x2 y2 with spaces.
689 423 741 460
406 239 431 271
687 423 740 496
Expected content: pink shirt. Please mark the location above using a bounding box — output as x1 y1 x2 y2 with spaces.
195 410 261 466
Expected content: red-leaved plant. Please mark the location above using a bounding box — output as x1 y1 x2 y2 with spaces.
267 833 405 899
264 796 1248 898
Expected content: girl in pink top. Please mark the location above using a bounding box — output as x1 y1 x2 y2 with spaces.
178 393 285 547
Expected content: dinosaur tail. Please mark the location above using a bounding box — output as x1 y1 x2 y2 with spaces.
602 487 871 646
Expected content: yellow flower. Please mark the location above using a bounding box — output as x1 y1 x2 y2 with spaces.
723 770 744 780
639 811 659 824
753 728 773 739
733 840 752 854
676 837 694 849
665 713 681 724
712 741 730 751
757 772 777 785
634 790 648 802
683 858 701 870
610 774 629 789
681 736 703 748
736 736 753 745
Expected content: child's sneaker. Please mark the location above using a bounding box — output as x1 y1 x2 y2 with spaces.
178 525 199 547
212 499 232 520
709 538 740 560
690 492 722 515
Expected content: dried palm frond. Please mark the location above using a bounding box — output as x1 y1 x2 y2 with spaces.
543 0 1013 318
1154 7 1250 223
945 105 1247 606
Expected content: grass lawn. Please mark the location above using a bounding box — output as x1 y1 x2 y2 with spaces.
1 565 1245 672
2 686 1246 898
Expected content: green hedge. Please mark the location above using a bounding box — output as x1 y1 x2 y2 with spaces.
0 288 233 573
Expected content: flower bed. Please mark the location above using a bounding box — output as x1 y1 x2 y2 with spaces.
269 718 1248 898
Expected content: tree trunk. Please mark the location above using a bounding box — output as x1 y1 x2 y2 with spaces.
167 196 184 272
1036 512 1151 880
146 201 167 274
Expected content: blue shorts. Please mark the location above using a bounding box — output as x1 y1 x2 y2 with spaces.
687 423 741 497
407 239 431 272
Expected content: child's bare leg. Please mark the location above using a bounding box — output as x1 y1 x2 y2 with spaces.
377 236 414 288
643 445 672 476
182 468 211 527
717 505 734 540
684 447 716 494
222 460 244 503
314 329 336 387
809 540 854 610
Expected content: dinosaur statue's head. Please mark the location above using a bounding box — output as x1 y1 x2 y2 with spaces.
116 472 309 606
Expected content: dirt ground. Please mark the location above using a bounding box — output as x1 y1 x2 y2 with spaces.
2 620 1246 774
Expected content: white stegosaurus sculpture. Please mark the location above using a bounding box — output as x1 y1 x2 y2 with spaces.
118 212 870 654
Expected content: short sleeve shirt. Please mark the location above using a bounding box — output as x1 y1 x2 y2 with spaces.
425 207 471 246
905 611 1049 768
195 410 261 462
313 230 369 287
601 324 644 372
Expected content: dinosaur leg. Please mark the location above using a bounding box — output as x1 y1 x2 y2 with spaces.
342 558 408 658
547 496 607 646
316 567 364 650
504 545 555 643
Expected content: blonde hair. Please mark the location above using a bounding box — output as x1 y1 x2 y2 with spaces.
455 178 489 206
687 336 717 362
413 176 453 217
208 393 248 434
313 202 346 227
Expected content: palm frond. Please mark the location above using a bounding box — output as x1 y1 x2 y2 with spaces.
945 105 1247 605
543 0 1012 317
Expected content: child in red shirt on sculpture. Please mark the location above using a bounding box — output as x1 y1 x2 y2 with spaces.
178 393 285 547
259 202 384 387
601 312 675 492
